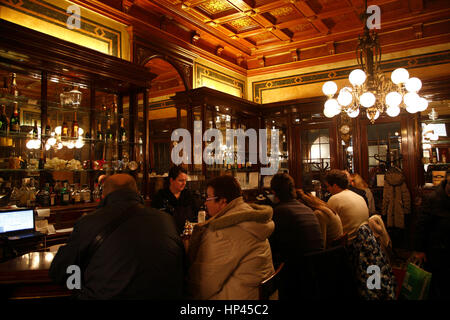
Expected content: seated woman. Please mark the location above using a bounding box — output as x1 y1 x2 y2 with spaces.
351 173 376 215
296 189 344 249
151 165 200 235
186 175 274 300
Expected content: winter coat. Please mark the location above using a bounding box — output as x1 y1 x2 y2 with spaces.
382 170 411 229
186 197 274 300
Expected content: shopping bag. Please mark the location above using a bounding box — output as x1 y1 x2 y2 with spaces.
398 263 432 300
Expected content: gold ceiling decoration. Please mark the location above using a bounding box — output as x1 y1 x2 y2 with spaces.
228 17 255 30
200 0 233 15
269 6 294 18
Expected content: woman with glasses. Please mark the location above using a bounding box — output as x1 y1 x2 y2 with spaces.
185 175 274 300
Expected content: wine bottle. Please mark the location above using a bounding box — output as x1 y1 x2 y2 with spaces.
97 122 103 141
9 73 19 97
60 181 70 205
0 104 9 133
118 117 126 143
33 120 39 139
10 102 20 132
62 117 68 137
44 120 51 137
105 119 113 142
71 112 79 138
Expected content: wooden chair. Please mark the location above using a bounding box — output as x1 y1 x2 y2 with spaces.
258 262 285 300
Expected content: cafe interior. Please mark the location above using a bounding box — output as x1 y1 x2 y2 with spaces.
0 0 449 300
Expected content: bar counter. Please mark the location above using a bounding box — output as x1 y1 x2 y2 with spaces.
0 251 71 299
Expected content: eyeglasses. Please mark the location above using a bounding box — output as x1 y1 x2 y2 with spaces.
205 196 218 202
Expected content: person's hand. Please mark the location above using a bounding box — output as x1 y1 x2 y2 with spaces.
411 251 427 265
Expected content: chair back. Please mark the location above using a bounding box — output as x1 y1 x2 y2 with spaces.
258 262 285 300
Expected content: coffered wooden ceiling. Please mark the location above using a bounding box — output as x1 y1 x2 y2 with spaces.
78 0 450 77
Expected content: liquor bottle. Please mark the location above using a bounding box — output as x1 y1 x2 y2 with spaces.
105 119 113 142
81 184 91 203
72 184 81 204
9 73 19 97
50 185 56 206
0 104 8 133
62 117 69 137
37 183 51 207
92 183 101 202
60 181 70 205
9 102 20 132
97 122 103 141
71 112 79 138
44 120 51 137
118 117 126 143
32 120 39 139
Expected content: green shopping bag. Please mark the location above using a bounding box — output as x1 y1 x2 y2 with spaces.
398 263 432 300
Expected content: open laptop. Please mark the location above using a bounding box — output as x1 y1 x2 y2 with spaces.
0 208 43 240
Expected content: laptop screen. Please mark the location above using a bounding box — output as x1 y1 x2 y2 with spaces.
0 209 35 235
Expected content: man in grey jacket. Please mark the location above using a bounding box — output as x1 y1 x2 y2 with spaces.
49 174 185 299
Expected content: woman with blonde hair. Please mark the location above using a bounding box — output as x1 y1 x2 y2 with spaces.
296 189 343 248
351 173 376 215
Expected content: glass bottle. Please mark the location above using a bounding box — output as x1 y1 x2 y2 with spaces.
72 184 81 204
62 117 69 137
44 120 51 137
81 184 91 203
105 119 113 142
92 183 101 202
32 120 39 139
50 185 56 206
71 111 79 138
0 104 9 133
9 73 19 97
37 183 51 207
60 181 70 205
118 117 126 143
10 102 20 132
97 122 103 141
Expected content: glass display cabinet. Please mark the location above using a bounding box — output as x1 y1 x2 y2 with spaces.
0 20 155 212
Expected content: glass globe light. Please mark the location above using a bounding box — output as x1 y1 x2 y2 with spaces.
323 107 335 118
349 69 366 86
404 92 420 112
367 110 380 120
55 126 62 135
360 92 376 108
405 77 422 92
47 137 56 146
337 88 353 106
391 68 409 84
45 143 51 151
26 140 35 149
324 99 341 115
33 140 41 149
67 141 75 149
347 108 360 118
75 139 84 149
57 142 63 150
78 127 84 136
385 91 402 107
386 105 401 117
417 97 428 112
322 81 338 96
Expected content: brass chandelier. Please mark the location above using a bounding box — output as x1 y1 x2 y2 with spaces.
322 1 428 123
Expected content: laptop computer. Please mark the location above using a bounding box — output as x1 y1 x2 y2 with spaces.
0 208 43 240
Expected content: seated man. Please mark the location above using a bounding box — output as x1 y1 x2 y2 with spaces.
269 173 323 299
325 169 369 240
49 173 185 299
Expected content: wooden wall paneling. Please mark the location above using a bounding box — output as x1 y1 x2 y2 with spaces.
143 88 149 199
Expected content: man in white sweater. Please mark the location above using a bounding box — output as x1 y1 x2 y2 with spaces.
325 169 369 240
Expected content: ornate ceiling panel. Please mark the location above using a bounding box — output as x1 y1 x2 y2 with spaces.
78 0 450 75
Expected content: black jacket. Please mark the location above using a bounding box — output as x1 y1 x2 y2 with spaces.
414 179 450 270
269 199 324 265
151 188 200 234
49 189 185 300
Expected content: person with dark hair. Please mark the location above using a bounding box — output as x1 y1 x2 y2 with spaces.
344 170 369 207
186 175 274 299
412 171 450 299
151 165 200 234
49 174 185 299
325 169 369 240
268 173 323 299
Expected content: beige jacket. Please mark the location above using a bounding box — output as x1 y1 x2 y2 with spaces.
382 171 411 229
186 197 274 300
314 205 343 248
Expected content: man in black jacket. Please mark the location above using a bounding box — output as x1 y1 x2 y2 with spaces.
49 174 185 299
413 171 450 299
269 173 323 299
